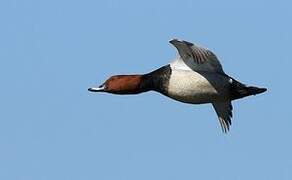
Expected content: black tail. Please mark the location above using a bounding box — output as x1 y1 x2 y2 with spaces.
230 79 267 100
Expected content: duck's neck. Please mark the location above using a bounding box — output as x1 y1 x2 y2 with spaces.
141 65 172 94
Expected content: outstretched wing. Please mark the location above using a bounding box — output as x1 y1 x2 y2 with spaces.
169 39 225 73
212 101 233 133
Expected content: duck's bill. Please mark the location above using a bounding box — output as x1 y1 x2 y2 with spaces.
88 86 105 92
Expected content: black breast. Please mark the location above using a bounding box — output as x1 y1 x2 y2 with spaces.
141 65 172 94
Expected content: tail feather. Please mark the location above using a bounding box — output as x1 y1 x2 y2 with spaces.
231 79 267 100
246 86 267 95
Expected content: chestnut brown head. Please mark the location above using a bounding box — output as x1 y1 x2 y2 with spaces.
88 75 146 94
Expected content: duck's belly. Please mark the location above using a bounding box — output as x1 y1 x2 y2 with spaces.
166 70 230 104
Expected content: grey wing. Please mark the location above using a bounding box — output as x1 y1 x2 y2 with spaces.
169 39 225 73
212 101 233 133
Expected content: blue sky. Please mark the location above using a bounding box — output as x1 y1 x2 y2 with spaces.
0 0 291 179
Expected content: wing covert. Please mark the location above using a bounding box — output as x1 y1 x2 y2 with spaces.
169 39 224 73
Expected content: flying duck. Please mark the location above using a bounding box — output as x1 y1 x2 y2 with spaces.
89 39 267 133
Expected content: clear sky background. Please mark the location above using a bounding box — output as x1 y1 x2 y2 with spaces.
0 0 291 179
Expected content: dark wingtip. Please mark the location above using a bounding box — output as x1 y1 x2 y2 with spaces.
169 38 178 44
